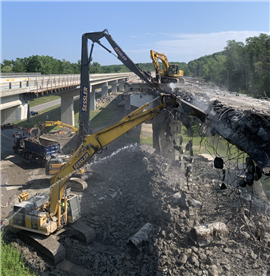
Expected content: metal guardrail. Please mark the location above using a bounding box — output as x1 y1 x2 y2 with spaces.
1 72 42 77
0 73 135 96
33 75 80 96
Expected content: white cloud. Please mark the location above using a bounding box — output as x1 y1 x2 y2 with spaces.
153 31 269 62
97 30 269 65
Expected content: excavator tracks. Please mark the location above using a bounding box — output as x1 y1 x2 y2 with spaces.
17 221 95 264
69 220 96 244
18 231 66 265
161 76 185 84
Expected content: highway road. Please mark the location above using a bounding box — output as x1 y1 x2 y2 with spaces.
29 95 80 113
30 99 61 113
1 128 15 160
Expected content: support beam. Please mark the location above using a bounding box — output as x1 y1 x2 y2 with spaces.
118 79 124 91
101 82 108 97
109 80 118 93
60 91 75 126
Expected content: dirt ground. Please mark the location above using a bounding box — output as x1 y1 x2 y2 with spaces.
1 92 270 276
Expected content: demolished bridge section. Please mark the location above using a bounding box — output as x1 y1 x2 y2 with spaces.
175 86 270 178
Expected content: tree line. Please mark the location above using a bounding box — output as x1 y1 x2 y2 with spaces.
1 33 269 97
188 33 270 97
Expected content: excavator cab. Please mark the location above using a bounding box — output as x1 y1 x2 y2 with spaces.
168 64 179 76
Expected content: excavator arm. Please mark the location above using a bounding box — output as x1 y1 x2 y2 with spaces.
150 50 170 75
50 95 167 216
49 93 206 217
79 29 158 137
44 121 79 135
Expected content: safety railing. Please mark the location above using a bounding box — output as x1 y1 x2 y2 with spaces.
0 73 135 96
34 75 80 96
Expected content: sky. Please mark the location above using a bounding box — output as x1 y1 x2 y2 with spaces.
1 1 269 66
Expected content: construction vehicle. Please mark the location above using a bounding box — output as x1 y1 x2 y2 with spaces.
45 154 91 192
44 121 79 135
7 29 206 265
42 121 91 191
150 50 185 84
13 135 61 166
1 123 15 130
8 93 205 263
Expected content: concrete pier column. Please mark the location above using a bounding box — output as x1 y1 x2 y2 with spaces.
60 91 74 126
118 79 124 91
111 80 118 93
89 85 96 111
124 77 129 91
101 82 108 97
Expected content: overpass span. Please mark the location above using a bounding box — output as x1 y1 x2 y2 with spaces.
0 73 135 125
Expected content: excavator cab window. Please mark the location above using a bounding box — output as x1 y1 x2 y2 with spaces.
169 65 179 75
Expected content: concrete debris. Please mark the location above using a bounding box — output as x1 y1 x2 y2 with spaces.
127 223 153 250
190 222 229 246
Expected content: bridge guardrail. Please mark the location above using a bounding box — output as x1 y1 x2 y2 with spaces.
1 73 135 96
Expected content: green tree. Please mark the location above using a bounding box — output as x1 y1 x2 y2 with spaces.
59 59 73 74
245 33 270 97
26 55 45 73
2 59 14 68
1 65 13 73
13 58 26 72
224 40 246 92
90 62 102 73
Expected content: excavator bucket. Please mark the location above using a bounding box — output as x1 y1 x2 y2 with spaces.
67 178 88 192
176 97 206 123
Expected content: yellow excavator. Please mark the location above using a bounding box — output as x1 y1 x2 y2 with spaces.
42 121 91 191
7 30 206 265
150 50 185 84
44 120 79 135
8 93 205 264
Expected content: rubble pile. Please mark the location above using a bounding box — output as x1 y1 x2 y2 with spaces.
6 143 265 275
60 144 269 276
96 94 124 108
